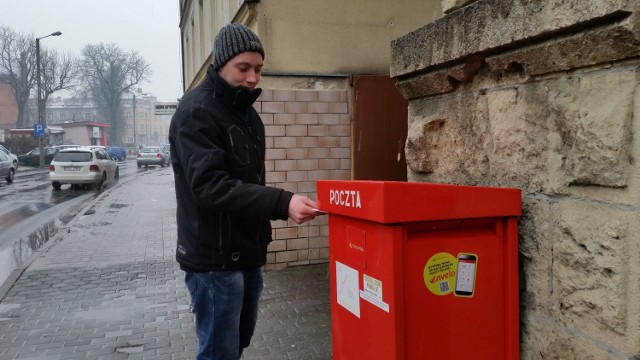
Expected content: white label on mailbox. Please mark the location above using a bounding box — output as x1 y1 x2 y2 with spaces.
362 274 382 301
336 261 360 318
360 274 389 313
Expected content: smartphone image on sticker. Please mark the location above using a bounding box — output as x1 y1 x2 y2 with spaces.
455 253 477 297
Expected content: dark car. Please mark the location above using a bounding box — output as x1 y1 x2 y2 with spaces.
107 146 127 161
17 146 60 167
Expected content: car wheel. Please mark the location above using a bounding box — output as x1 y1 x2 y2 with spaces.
52 181 62 190
160 160 165 168
6 168 15 183
137 163 142 169
115 167 120 180
96 173 106 191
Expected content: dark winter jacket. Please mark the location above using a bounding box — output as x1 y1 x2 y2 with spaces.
169 65 293 272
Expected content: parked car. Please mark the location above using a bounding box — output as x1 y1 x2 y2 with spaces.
136 146 169 168
161 143 171 164
49 146 119 190
0 144 19 170
0 150 16 183
107 146 127 161
17 146 59 167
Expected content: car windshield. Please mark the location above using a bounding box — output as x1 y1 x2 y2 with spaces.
141 148 160 153
54 151 93 162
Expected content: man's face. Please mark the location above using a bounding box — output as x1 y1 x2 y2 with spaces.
218 52 263 89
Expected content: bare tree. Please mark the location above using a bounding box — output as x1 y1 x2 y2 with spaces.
40 49 77 122
79 43 151 143
0 26 36 128
0 26 76 129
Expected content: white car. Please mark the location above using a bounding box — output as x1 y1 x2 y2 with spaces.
0 150 16 183
0 144 19 170
49 146 119 190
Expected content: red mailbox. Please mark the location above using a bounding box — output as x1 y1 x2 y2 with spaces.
316 180 521 360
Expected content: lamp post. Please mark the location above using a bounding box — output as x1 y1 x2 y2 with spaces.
132 93 137 153
36 31 62 168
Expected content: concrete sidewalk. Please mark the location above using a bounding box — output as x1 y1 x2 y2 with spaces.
0 168 332 359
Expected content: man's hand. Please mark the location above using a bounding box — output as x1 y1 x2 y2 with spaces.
288 194 319 224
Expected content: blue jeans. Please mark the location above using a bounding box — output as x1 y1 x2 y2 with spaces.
185 267 264 360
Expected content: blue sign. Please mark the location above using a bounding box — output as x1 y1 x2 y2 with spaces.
34 124 46 138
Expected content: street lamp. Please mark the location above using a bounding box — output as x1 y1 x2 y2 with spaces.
133 93 137 151
36 31 62 168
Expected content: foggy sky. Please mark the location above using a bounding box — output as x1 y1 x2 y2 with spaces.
0 0 183 102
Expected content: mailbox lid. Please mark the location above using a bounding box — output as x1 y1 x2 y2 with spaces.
317 180 521 224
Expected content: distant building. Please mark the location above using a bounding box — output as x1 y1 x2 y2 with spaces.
25 95 172 149
0 80 18 131
121 95 172 147
58 121 110 146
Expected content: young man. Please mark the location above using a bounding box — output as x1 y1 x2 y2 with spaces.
169 23 319 359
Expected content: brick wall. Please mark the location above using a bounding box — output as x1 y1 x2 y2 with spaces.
256 89 351 270
0 83 18 131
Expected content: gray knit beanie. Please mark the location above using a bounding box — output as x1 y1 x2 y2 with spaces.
212 23 265 71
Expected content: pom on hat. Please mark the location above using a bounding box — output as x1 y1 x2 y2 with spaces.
212 23 265 71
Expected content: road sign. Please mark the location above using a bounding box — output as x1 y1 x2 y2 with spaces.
34 124 46 138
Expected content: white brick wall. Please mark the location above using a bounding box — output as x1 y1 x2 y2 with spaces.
257 89 351 269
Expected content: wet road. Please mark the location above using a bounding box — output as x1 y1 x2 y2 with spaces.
0 159 167 243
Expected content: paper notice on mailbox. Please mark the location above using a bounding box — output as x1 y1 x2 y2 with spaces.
336 261 360 318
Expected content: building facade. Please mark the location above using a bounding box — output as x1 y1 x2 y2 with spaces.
121 95 173 149
0 81 18 131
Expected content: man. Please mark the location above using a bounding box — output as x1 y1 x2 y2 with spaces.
169 23 319 359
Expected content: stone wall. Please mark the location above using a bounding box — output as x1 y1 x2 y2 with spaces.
391 0 640 358
256 89 351 270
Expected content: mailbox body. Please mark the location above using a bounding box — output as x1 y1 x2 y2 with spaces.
316 180 521 360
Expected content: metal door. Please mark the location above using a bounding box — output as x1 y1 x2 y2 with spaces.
351 75 408 181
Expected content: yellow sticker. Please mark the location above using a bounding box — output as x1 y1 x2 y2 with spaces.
423 252 457 296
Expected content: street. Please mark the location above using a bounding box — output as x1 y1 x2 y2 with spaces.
0 158 170 288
